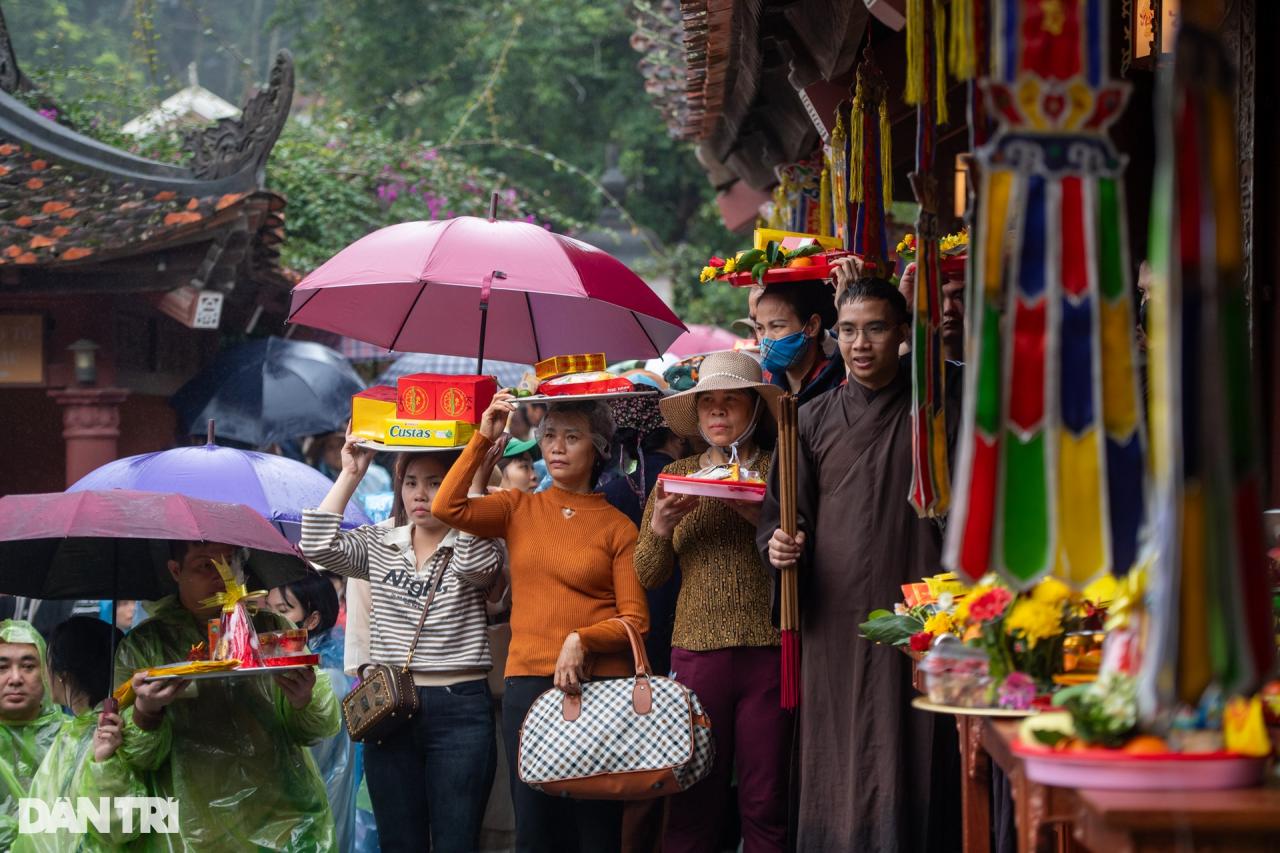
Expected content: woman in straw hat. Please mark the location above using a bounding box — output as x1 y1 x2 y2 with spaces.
634 350 790 853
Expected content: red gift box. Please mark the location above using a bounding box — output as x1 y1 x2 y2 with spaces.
396 374 497 424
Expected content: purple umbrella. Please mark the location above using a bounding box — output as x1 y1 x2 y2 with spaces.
69 431 370 542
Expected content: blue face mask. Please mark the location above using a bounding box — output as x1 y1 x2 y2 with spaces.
760 330 811 374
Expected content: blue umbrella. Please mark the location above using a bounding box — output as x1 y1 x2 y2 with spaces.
171 337 364 447
68 432 370 543
375 353 531 390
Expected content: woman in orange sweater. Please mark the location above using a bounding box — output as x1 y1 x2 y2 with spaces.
433 392 649 853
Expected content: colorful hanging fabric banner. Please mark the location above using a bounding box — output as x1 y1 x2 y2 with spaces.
1138 8 1274 717
943 0 1146 590
905 0 951 517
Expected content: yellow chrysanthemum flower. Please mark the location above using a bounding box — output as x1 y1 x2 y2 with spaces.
699 266 717 283
1004 599 1063 647
940 228 970 253
722 257 737 273
1031 577 1072 606
1082 574 1118 606
923 611 954 636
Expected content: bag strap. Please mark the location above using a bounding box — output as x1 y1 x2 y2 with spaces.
609 616 653 677
400 547 454 674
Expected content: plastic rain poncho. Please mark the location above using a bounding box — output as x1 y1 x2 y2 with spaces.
307 628 360 852
113 596 340 851
12 703 148 853
0 620 67 849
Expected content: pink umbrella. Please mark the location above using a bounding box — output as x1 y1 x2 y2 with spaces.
665 323 745 358
288 217 687 367
0 489 308 601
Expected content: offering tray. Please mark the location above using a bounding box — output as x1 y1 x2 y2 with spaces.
1011 738 1267 790
658 473 766 502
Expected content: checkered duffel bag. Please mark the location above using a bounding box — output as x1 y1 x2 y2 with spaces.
517 618 714 799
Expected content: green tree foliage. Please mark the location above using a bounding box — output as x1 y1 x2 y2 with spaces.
8 0 745 326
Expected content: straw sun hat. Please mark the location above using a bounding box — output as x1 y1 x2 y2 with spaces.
658 350 783 438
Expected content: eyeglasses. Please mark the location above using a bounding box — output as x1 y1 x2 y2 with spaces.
835 322 895 343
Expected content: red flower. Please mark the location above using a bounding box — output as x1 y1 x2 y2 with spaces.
909 631 933 652
969 588 1013 623
708 256 725 267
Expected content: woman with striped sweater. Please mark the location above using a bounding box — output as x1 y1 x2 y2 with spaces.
301 435 504 853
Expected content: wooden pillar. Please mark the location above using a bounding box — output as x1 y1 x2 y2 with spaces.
47 387 129 487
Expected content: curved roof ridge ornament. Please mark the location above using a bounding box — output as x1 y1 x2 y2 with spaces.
0 5 35 95
183 50 294 187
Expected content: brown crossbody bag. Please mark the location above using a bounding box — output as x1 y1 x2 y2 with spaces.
342 547 453 744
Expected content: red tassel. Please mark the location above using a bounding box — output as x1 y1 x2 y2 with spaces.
781 629 801 710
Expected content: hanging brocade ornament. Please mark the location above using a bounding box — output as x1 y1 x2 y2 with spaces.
774 153 825 235
1138 6 1274 718
943 0 1146 590
904 0 952 518
846 47 893 272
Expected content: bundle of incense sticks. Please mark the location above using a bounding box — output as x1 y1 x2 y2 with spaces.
778 394 801 709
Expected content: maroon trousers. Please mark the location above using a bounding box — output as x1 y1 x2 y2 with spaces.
664 646 791 853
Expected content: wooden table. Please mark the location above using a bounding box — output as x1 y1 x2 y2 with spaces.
939 711 1280 852
981 721 1078 853
1071 786 1280 852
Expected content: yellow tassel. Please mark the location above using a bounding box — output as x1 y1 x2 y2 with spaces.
905 0 925 105
831 112 847 221
934 0 949 125
770 179 787 229
850 100 865 202
948 0 976 80
879 98 893 203
820 161 832 236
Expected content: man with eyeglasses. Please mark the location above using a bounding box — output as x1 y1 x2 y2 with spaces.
758 277 962 853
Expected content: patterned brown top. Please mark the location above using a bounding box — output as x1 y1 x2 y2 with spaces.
634 453 779 652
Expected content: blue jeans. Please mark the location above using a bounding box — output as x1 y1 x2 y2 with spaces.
363 679 497 853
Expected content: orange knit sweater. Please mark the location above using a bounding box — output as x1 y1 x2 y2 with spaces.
433 433 649 678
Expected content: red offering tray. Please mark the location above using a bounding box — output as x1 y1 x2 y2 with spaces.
717 250 855 287
658 473 766 502
1012 738 1267 790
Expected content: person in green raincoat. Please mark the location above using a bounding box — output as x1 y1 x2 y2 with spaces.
114 541 341 851
15 616 146 853
0 620 67 849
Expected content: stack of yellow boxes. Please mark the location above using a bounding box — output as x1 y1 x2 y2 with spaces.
351 374 496 447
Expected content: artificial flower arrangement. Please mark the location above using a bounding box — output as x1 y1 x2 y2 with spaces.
859 572 1113 710
700 241 827 284
894 228 968 267
1010 568 1277 767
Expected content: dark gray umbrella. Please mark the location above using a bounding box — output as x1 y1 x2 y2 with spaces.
171 337 364 446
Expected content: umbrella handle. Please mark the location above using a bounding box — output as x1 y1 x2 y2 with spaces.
476 270 507 375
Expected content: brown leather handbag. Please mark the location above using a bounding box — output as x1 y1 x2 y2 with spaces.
342 548 451 744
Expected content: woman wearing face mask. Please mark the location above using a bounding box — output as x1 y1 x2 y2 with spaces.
754 280 844 405
301 440 504 853
634 350 789 853
432 394 649 853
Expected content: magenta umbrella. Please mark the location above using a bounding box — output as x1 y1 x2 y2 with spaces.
0 489 308 601
287 217 687 368
665 323 746 358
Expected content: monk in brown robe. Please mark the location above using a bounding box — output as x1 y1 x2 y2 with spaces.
759 277 961 852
